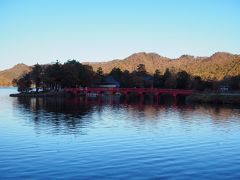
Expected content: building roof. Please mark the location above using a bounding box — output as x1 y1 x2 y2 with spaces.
104 76 120 86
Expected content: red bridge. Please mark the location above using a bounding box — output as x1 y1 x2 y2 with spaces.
64 88 194 103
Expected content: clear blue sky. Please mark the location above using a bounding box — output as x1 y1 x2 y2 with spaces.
0 0 240 70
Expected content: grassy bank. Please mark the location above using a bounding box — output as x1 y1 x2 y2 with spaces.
186 93 240 105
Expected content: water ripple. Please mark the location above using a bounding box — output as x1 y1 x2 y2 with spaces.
1 89 240 179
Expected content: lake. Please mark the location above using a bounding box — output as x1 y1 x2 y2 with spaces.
1 88 240 179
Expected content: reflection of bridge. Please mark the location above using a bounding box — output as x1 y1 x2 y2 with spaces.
64 88 194 103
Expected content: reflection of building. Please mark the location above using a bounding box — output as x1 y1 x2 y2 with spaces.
219 85 229 93
98 76 120 88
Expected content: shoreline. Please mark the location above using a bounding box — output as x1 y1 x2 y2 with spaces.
9 91 240 105
9 91 66 97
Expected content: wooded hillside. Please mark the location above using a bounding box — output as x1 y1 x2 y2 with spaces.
86 52 240 80
1 52 240 86
0 64 31 86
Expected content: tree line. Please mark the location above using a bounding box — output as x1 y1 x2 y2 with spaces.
13 60 240 93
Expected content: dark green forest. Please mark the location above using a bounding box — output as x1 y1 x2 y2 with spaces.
14 60 240 93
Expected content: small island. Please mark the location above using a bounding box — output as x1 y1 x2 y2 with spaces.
10 59 240 105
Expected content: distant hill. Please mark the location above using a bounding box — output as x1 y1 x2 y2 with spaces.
86 52 240 80
0 64 31 86
1 52 240 86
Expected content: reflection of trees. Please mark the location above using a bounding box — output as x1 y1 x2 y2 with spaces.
15 97 98 134
194 104 240 124
176 104 240 126
125 103 240 126
14 97 240 134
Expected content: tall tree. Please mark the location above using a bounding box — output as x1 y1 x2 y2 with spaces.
31 63 43 92
97 67 103 76
153 69 164 88
96 67 104 83
163 68 175 88
44 60 63 91
62 60 81 87
14 73 31 93
191 76 204 90
110 67 122 81
176 71 190 89
79 65 95 87
136 64 147 75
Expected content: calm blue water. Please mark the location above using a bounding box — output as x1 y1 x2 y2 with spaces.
1 88 240 179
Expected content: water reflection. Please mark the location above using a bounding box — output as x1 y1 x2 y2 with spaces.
13 97 240 135
13 97 96 134
2 89 240 179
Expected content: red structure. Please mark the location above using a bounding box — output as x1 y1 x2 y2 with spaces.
64 88 194 103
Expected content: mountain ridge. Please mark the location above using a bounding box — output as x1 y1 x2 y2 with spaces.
85 51 240 80
1 52 240 86
0 64 31 86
